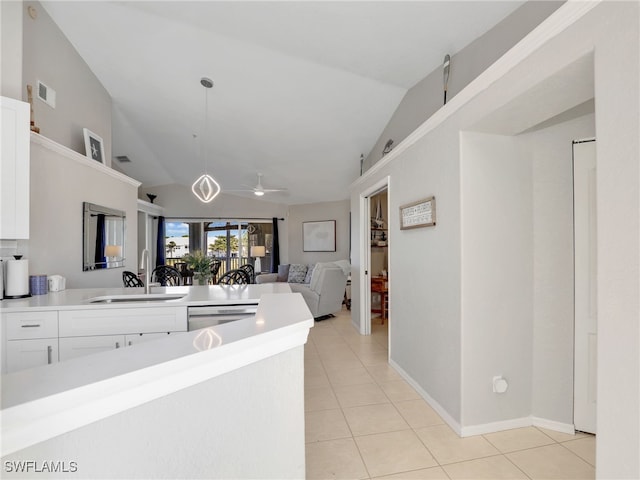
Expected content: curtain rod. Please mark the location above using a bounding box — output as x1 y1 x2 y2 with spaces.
159 216 285 221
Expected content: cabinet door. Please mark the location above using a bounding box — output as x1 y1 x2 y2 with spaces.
0 96 30 239
125 331 179 347
59 335 125 361
6 339 58 373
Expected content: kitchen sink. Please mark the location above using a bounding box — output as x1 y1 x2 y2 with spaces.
88 293 187 304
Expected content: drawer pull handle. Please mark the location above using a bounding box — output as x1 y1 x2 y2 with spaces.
128 341 132 346
115 342 120 349
47 345 52 364
21 324 42 328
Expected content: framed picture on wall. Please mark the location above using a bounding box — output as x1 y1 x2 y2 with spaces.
400 196 436 229
83 128 105 164
303 220 336 252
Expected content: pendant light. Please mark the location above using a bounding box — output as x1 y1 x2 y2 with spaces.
192 77 221 203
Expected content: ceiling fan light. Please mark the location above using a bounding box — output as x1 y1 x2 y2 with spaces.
254 190 265 196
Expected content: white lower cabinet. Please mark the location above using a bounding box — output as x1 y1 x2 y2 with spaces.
6 338 58 373
59 335 126 361
3 306 188 373
125 331 178 346
3 311 59 373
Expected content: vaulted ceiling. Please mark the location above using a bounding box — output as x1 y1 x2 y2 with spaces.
41 1 524 204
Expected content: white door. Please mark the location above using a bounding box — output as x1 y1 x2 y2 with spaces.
6 339 58 373
573 139 597 434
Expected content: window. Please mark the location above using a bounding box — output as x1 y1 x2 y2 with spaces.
165 219 272 276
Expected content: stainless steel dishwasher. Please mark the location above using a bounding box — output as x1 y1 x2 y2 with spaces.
187 304 258 331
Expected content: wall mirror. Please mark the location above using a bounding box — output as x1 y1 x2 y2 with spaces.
83 202 126 271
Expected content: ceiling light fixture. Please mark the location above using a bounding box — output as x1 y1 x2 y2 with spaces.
192 77 221 204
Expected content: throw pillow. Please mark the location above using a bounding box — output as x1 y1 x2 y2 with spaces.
288 264 308 283
276 264 290 282
304 264 315 284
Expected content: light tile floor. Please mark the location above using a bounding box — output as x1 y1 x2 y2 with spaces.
305 308 595 479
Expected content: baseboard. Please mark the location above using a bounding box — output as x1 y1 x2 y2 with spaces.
387 358 577 438
532 416 576 435
460 417 532 437
389 359 462 436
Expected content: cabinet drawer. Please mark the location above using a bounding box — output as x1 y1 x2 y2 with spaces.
4 311 58 340
59 307 187 337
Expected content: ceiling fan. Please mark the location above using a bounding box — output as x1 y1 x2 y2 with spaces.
227 173 287 197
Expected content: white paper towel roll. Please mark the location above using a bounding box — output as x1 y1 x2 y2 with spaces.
6 259 29 297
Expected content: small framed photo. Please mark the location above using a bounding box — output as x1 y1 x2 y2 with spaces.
83 128 105 164
303 220 336 252
400 196 436 230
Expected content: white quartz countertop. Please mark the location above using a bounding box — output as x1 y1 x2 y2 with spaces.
0 291 314 457
0 283 292 311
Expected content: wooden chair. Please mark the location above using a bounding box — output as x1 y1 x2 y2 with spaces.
371 276 389 324
218 269 251 285
122 270 143 287
151 265 182 286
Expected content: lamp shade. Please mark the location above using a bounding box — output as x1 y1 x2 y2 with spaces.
104 245 122 258
250 246 266 258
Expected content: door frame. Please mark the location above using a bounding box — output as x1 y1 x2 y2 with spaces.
572 137 597 433
359 176 390 335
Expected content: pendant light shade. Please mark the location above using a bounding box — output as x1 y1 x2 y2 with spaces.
192 173 220 203
192 77 221 203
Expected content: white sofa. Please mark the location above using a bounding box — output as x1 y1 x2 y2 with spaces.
256 260 349 319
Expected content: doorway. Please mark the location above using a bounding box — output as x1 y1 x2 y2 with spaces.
370 190 389 327
573 139 597 434
359 177 389 336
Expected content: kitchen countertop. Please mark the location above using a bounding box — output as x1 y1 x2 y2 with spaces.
0 283 292 312
0 289 313 457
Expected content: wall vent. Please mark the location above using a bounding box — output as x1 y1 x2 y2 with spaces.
37 80 56 108
115 155 132 163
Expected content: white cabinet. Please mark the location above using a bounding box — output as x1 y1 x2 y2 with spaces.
58 306 187 361
4 311 58 373
125 331 178 347
6 339 58 373
2 306 187 370
59 306 187 337
0 96 30 239
59 335 125 361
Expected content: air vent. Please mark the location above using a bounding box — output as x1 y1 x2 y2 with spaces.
115 155 131 163
37 80 56 108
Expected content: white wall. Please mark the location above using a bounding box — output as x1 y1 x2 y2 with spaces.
2 347 306 479
22 1 113 166
1 1 23 99
29 140 138 288
350 3 639 476
363 1 563 172
528 113 595 425
351 121 464 423
287 200 350 265
460 132 533 427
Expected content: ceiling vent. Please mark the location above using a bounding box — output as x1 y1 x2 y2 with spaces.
115 155 131 163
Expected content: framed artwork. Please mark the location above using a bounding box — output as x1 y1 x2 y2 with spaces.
400 196 436 230
303 220 336 252
83 128 105 164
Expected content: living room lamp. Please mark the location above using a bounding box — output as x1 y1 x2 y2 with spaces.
191 77 221 204
251 246 266 273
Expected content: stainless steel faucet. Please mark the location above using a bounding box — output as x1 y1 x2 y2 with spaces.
140 249 151 294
